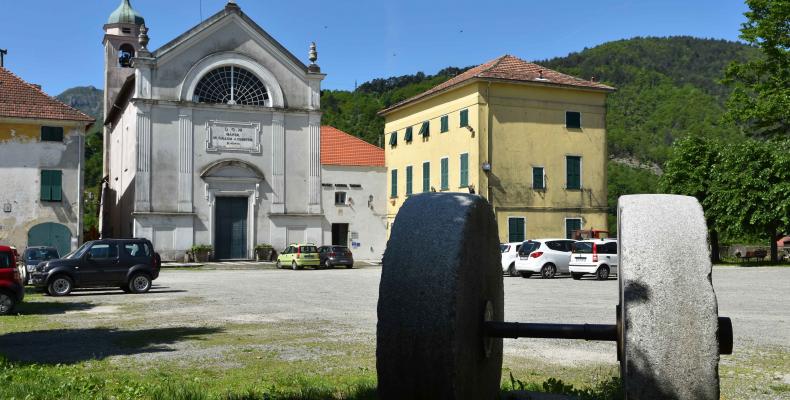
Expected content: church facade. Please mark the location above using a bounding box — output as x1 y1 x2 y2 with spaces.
101 1 325 260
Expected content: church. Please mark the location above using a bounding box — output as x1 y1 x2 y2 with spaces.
101 0 328 261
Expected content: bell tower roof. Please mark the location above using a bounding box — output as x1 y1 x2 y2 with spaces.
107 0 145 25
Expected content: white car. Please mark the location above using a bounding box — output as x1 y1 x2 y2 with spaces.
514 239 575 279
500 242 523 277
569 239 618 280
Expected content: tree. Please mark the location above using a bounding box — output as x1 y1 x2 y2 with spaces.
707 139 790 262
660 136 724 262
724 0 790 139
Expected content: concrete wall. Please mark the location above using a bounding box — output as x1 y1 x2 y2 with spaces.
382 80 609 241
321 165 387 261
0 119 85 251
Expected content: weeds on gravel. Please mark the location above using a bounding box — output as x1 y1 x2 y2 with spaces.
503 371 623 400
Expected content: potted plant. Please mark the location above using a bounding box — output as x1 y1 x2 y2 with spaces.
190 244 213 262
254 244 274 261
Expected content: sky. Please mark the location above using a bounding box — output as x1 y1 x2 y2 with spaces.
0 0 750 96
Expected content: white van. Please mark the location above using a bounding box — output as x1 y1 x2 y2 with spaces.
569 239 618 280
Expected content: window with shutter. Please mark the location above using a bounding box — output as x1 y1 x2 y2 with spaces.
419 121 430 137
565 218 582 239
388 131 397 146
566 111 581 129
40 170 62 202
441 115 449 133
422 162 430 192
406 166 413 195
532 167 545 189
508 217 525 243
390 169 398 198
460 153 469 187
440 158 449 190
41 126 64 142
404 127 413 142
460 109 469 127
566 156 581 189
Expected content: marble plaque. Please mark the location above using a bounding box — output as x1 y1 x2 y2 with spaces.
206 120 261 153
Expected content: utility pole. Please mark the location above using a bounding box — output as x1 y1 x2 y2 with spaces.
0 49 7 67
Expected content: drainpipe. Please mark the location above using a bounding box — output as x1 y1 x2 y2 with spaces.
485 81 494 210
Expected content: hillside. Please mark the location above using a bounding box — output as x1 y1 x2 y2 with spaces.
56 86 103 120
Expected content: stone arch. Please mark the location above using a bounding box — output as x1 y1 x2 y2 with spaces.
200 159 266 181
180 52 285 108
27 222 73 257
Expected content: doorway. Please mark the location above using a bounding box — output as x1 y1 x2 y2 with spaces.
215 197 249 259
28 222 72 256
332 223 349 246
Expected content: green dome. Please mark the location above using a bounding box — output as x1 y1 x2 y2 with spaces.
107 0 145 25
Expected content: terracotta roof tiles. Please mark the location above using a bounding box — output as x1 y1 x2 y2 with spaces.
0 67 94 122
321 126 384 167
380 55 615 115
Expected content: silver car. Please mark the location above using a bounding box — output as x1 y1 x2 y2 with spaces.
22 246 60 285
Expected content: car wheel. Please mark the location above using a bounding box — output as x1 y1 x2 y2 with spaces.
571 273 583 280
519 272 532 279
507 263 518 277
48 275 73 296
275 260 281 269
324 259 332 269
346 264 353 269
0 290 16 315
541 264 556 279
292 261 299 270
596 266 610 281
128 273 152 294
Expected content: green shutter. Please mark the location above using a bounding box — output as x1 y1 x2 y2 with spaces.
422 162 430 192
419 121 430 137
566 112 581 129
40 171 51 201
41 126 64 142
508 218 525 243
391 169 398 197
566 156 581 189
441 158 449 190
460 109 469 127
51 171 62 201
441 116 449 133
406 166 413 195
532 167 544 189
460 154 469 187
566 219 582 239
405 127 413 142
389 131 397 146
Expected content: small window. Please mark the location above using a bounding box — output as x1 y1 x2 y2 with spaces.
422 162 430 193
121 27 132 34
566 156 581 190
321 183 333 188
334 192 347 205
419 121 430 137
460 153 469 187
390 169 398 198
508 217 525 243
389 132 397 146
404 127 413 142
41 126 64 142
349 184 362 189
405 166 413 195
460 109 469 127
88 243 118 259
440 158 449 190
566 111 581 129
532 167 545 190
40 170 63 202
565 218 582 239
441 115 449 133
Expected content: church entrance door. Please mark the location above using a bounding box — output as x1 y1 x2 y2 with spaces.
215 197 249 260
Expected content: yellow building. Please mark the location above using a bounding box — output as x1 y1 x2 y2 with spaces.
380 55 615 242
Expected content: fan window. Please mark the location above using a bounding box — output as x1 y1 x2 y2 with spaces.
193 66 269 106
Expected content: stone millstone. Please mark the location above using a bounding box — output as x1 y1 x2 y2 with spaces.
618 195 720 400
377 193 504 400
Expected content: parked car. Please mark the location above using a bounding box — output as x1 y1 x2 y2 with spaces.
500 242 523 277
28 239 161 296
514 239 575 279
276 243 320 270
569 239 618 280
0 245 24 315
21 246 60 285
318 245 354 269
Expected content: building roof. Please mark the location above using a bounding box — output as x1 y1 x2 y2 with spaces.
107 0 145 25
379 55 616 115
0 67 94 123
321 126 384 167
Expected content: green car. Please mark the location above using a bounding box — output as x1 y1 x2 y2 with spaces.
276 243 320 270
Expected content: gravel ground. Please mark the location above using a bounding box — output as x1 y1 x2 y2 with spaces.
2 264 788 398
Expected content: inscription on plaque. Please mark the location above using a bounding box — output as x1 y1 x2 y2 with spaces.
206 120 261 153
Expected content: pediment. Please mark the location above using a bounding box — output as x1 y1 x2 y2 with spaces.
200 159 265 181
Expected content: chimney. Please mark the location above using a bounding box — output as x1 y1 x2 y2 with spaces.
31 84 42 90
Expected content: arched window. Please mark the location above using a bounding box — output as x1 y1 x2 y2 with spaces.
118 44 136 68
193 66 269 106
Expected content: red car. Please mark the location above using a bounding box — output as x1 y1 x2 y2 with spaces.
0 245 24 315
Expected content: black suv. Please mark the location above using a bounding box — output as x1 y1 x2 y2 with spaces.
29 239 161 296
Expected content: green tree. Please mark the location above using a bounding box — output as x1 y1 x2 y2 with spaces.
707 139 790 262
660 136 724 262
724 0 790 139
607 162 659 233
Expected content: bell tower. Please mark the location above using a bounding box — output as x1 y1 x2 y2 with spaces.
103 0 145 120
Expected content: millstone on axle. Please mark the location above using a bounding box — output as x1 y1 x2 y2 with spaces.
376 193 732 400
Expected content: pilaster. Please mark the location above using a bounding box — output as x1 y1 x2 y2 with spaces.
178 109 194 212
271 111 286 214
308 112 321 213
134 105 151 212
